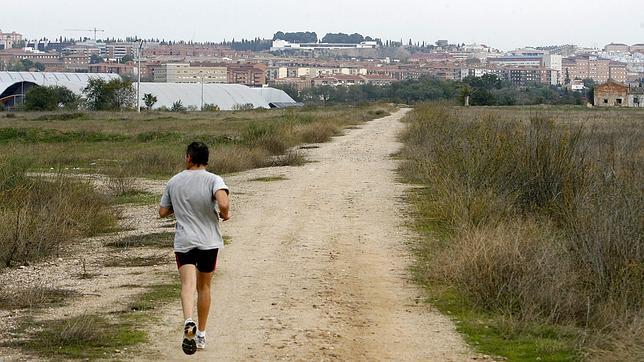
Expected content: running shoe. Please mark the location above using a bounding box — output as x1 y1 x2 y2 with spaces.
196 333 206 349
182 320 197 355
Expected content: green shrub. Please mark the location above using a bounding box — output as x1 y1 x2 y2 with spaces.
202 103 220 112
171 100 186 112
24 86 79 111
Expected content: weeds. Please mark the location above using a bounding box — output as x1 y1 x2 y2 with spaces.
104 166 137 196
127 282 179 312
0 158 118 268
103 255 169 267
106 232 174 248
400 104 643 359
77 257 99 279
0 286 78 310
0 104 392 178
33 112 87 121
113 190 160 205
10 314 145 359
250 175 288 182
269 150 308 167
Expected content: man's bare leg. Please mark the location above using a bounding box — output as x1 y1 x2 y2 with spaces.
179 265 197 320
179 265 198 354
196 271 213 332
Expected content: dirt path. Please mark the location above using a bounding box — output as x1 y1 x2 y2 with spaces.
145 108 475 361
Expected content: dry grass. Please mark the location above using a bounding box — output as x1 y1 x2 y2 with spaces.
10 313 145 359
106 232 174 248
103 255 170 268
400 104 643 359
0 286 78 310
0 157 118 268
0 104 393 178
0 105 392 269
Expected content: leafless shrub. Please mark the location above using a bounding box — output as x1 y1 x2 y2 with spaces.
0 158 117 268
0 284 77 310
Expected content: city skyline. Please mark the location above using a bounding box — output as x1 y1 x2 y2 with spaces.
3 0 643 51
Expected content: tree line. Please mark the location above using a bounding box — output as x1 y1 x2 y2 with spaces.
274 74 591 106
10 74 594 112
272 31 381 45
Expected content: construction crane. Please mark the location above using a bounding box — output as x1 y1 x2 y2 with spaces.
64 28 105 41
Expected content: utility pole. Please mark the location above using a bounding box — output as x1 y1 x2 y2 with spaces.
137 40 144 112
201 73 204 111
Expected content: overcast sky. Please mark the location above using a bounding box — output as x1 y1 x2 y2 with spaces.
3 0 643 50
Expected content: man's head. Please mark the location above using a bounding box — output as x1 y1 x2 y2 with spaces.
186 142 209 168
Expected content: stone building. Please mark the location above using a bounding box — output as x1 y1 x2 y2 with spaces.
594 80 644 107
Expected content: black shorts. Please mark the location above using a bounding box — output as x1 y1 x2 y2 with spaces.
175 248 219 273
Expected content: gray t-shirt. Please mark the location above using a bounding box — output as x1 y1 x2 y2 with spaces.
160 170 229 252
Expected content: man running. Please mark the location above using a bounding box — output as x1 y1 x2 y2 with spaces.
159 142 230 355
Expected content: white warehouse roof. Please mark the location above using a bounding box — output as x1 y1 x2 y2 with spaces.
0 71 121 96
0 72 297 111
138 83 296 111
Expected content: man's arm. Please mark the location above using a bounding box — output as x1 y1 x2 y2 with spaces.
159 206 174 218
215 189 230 221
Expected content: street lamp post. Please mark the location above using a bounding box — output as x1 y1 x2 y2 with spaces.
200 73 204 111
136 40 144 112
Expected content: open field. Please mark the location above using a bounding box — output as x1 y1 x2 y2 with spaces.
399 104 643 361
0 105 391 177
0 107 479 361
0 104 412 360
0 104 391 268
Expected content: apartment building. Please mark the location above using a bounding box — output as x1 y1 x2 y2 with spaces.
608 62 627 83
227 63 267 86
488 56 543 67
630 44 644 54
61 54 90 65
604 43 630 53
89 62 135 76
451 67 502 81
543 54 563 84
0 30 23 50
105 42 135 61
269 77 312 91
142 44 224 58
310 74 395 87
0 49 60 65
563 56 627 83
504 67 547 85
62 44 101 58
266 66 288 81
154 63 227 83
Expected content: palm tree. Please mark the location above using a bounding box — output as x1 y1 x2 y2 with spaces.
143 93 157 110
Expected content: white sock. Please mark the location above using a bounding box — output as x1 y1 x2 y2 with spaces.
197 330 206 337
185 318 194 325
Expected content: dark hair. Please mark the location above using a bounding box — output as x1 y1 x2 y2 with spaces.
186 142 209 166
